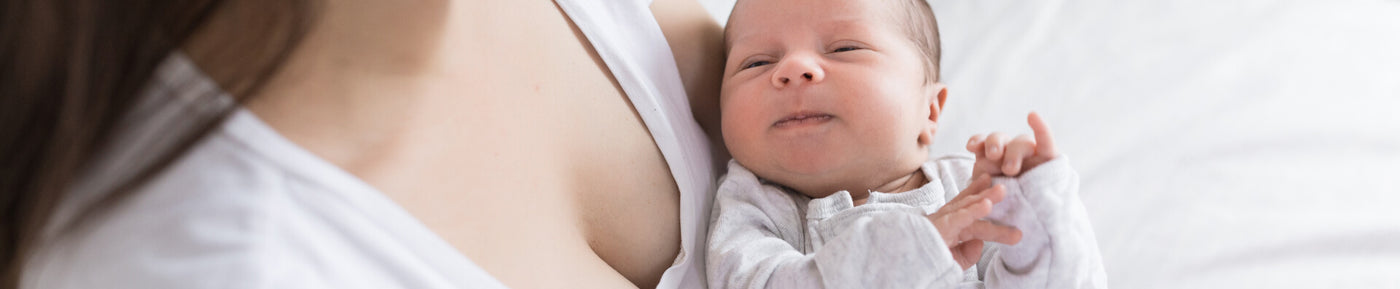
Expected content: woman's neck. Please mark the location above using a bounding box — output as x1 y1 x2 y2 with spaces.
183 0 449 164
186 0 552 175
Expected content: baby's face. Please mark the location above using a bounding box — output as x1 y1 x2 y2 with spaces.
721 0 942 196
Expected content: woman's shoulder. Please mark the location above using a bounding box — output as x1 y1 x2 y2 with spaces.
24 110 503 289
24 131 296 288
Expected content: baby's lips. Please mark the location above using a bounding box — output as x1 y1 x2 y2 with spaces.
771 110 834 127
772 114 833 128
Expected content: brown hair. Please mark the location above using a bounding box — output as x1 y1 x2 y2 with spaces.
894 0 943 83
0 0 314 288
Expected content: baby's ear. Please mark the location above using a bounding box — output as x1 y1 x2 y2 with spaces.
918 83 949 146
928 83 948 122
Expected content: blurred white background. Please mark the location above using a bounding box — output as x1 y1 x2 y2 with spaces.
698 0 1400 287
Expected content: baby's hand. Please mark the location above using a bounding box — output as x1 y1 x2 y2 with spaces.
927 174 1022 270
967 112 1060 177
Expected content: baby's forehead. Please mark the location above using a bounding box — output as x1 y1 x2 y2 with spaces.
724 0 903 47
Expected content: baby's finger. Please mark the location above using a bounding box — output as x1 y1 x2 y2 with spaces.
957 199 994 225
1028 112 1057 157
930 211 974 245
962 220 1023 245
981 183 1006 205
945 182 1001 215
932 197 993 239
973 158 1001 178
953 174 992 200
1002 135 1036 176
952 241 985 269
965 183 1007 211
983 132 1008 161
963 173 992 194
966 134 987 155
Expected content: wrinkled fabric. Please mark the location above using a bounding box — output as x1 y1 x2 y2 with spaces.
707 156 1106 289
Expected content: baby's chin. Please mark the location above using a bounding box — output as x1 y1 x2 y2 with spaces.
748 151 927 195
767 151 849 176
748 156 856 190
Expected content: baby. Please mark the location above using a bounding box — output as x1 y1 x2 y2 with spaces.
705 0 1108 288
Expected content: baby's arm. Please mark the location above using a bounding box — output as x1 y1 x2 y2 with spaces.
706 164 1003 289
963 113 1108 288
977 157 1107 288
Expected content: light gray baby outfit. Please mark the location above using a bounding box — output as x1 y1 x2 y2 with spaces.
706 156 1107 289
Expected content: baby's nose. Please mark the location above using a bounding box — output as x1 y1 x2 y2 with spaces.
777 72 813 84
771 58 824 88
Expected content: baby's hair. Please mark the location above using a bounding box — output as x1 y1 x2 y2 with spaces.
894 0 943 83
723 0 943 83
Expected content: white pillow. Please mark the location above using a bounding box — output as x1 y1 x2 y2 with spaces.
927 1 1400 287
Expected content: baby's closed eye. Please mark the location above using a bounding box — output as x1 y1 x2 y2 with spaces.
832 46 860 53
742 60 773 70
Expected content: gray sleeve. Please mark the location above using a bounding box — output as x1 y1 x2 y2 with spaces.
706 173 965 289
975 157 1108 288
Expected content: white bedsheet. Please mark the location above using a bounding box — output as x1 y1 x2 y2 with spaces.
702 0 1400 287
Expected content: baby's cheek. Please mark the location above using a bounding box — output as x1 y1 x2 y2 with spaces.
858 112 928 164
717 101 748 137
719 110 764 157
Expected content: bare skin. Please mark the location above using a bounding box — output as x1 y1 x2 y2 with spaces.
185 0 724 288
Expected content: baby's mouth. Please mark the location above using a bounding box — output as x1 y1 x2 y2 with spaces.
773 111 834 128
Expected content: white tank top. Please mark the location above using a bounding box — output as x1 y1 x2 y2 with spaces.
23 1 716 288
555 0 718 288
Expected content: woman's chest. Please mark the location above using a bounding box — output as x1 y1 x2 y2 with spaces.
390 31 682 289
377 3 690 286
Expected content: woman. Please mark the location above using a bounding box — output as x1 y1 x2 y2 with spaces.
1 0 726 288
